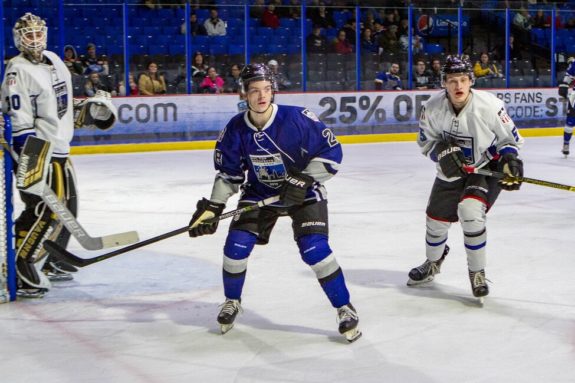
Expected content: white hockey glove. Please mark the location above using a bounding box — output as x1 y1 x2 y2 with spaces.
74 90 117 130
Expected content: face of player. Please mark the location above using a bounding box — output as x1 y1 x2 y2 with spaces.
246 80 273 113
444 73 472 108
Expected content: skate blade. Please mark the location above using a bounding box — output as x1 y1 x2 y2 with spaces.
47 273 74 282
343 328 362 343
406 276 434 286
17 289 47 299
220 323 234 334
477 297 485 306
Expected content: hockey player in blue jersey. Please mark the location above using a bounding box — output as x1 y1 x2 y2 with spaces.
187 63 361 342
558 57 575 157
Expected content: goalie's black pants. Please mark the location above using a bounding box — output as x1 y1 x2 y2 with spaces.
15 157 78 287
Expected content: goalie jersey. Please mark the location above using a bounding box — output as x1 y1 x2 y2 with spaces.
418 88 524 181
1 50 74 158
214 104 342 204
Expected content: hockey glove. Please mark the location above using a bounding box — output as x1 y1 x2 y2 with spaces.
498 152 523 191
559 83 569 98
280 169 315 206
435 141 467 178
188 198 225 237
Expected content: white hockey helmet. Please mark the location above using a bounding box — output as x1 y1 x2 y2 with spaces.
13 13 47 63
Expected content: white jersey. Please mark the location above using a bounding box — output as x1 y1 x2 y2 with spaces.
418 88 523 181
1 50 74 158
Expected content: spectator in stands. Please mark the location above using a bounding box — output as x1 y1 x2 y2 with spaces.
379 24 401 55
363 10 376 32
372 20 385 41
428 58 442 89
192 51 209 80
333 29 353 54
250 0 266 19
84 71 115 97
342 19 357 44
545 12 563 29
473 52 502 79
268 59 292 90
286 0 302 20
382 9 400 29
374 62 402 90
181 12 207 36
81 43 108 75
204 7 227 36
138 61 167 95
118 73 139 96
513 8 533 31
200 67 224 94
413 59 432 89
224 64 242 93
491 35 522 61
63 45 83 76
399 27 424 55
361 27 379 54
532 9 548 28
307 25 328 54
262 4 281 29
310 3 336 30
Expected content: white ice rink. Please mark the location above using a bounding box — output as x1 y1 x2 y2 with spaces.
1 137 574 383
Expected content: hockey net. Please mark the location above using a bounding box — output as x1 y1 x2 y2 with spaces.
0 119 16 303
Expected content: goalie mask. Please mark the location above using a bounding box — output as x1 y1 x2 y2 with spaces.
441 55 474 86
13 13 47 64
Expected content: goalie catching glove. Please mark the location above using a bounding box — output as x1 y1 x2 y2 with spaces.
74 90 117 130
188 198 225 237
498 152 523 191
434 141 467 178
280 168 314 206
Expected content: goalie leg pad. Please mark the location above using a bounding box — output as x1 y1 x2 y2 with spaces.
16 136 52 195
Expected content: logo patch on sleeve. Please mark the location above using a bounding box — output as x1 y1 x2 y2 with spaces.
302 108 320 122
6 72 17 86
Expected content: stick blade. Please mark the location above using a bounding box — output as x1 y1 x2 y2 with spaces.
101 231 140 248
43 240 91 267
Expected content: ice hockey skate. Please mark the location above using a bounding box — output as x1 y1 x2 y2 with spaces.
562 143 570 158
407 245 450 286
469 269 489 305
337 303 361 343
42 259 76 282
217 299 242 334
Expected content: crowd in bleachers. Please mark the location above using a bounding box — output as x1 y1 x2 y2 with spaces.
5 0 575 96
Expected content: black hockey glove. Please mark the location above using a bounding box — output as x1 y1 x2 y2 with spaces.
280 169 315 206
188 198 225 237
435 141 467 178
498 152 523 191
559 83 569 98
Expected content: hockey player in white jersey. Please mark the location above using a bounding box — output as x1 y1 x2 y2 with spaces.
1 13 79 297
558 57 575 157
408 55 524 302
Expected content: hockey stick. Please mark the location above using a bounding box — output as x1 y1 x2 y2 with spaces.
43 195 281 267
463 165 575 192
0 135 139 250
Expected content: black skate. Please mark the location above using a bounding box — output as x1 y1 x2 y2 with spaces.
16 278 48 299
469 269 489 304
407 245 450 286
337 303 362 343
562 143 570 158
217 299 242 334
43 260 75 282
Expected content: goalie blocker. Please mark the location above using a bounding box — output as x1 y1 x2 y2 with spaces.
74 90 117 130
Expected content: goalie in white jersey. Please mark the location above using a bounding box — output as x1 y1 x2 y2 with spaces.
408 55 524 301
1 13 78 297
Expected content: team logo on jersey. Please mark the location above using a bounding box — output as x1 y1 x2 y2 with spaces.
250 153 285 189
498 108 511 125
214 149 223 166
444 132 474 163
53 82 68 119
6 72 17 86
302 108 320 122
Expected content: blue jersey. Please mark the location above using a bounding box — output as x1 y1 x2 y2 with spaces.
375 71 402 90
214 104 342 203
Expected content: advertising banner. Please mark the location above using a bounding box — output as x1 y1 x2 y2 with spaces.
72 89 566 146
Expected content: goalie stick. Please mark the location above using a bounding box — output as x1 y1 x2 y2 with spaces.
43 195 281 267
463 165 575 192
0 134 139 250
